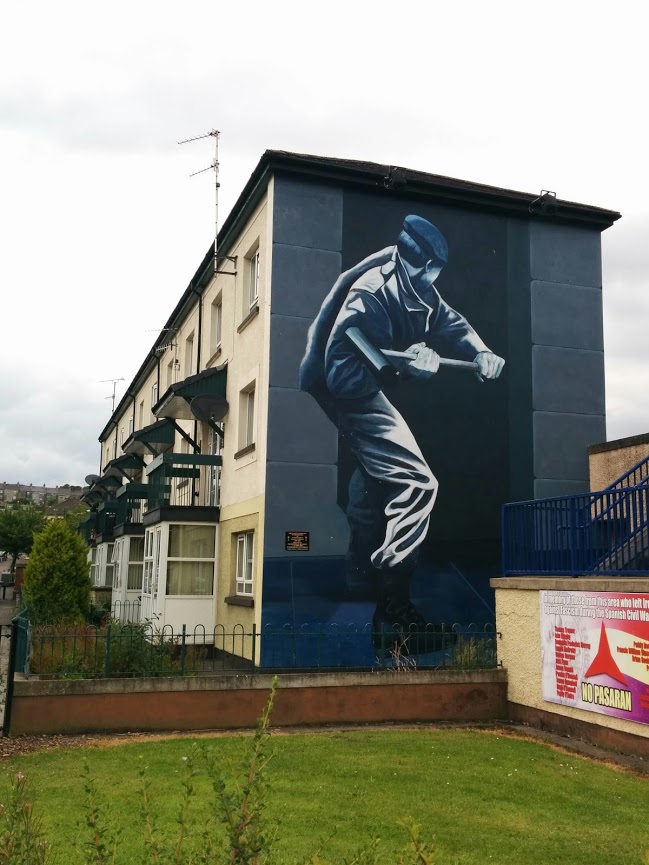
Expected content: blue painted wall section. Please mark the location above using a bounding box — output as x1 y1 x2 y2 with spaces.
529 222 606 498
261 175 609 667
263 178 351 661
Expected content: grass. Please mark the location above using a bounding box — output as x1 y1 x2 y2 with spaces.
1 728 648 864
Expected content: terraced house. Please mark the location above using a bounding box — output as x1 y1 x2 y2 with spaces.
80 150 619 667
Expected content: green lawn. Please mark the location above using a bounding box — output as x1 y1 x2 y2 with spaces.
1 728 648 864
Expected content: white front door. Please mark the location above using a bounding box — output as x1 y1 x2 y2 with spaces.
141 527 161 623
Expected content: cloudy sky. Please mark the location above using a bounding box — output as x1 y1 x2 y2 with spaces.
1 0 647 486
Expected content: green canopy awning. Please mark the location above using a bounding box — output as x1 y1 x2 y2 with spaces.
94 475 122 492
123 418 175 457
115 483 149 501
80 489 103 507
153 365 227 422
82 474 120 506
104 453 146 481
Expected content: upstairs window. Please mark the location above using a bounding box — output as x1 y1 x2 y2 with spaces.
211 297 223 355
184 332 195 378
238 386 255 452
247 249 259 310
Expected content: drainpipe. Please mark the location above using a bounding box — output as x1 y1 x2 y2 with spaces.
192 284 203 454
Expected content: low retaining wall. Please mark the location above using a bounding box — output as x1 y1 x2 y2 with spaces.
493 576 649 755
9 669 507 736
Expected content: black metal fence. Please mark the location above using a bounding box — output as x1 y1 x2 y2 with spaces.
18 620 498 679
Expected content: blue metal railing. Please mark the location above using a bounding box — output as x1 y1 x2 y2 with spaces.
503 486 649 576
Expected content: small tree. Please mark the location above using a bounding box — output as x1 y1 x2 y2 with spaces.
23 519 91 624
62 501 90 532
0 503 46 572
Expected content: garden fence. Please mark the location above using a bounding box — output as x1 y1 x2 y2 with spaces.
22 620 498 679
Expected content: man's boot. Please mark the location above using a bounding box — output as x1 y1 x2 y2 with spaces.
372 563 431 654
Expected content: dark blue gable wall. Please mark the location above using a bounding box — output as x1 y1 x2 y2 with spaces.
261 175 606 665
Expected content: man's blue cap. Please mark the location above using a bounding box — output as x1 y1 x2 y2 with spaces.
402 215 448 266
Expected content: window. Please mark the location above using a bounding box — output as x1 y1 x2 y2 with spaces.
105 543 115 587
207 425 223 506
111 540 121 590
166 525 216 595
166 359 174 389
138 401 144 429
151 383 158 410
210 297 222 355
120 428 125 446
143 530 154 594
88 547 97 585
127 536 144 590
236 531 254 596
247 249 259 310
184 332 194 378
128 416 134 436
238 386 255 451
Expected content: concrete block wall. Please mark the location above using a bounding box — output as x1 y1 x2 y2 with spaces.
529 223 606 499
264 177 349 560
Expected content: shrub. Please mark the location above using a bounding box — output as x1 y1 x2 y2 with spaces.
30 621 185 679
23 519 92 625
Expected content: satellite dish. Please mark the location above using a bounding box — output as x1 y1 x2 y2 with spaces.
190 395 229 423
85 474 101 486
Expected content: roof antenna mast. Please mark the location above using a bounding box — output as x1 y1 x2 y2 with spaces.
178 129 236 277
100 377 125 413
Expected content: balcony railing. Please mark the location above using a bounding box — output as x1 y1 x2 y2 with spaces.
95 503 117 540
78 513 97 544
145 453 222 511
115 483 148 527
503 486 649 576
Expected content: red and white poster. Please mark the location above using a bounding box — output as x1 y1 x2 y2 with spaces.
540 590 649 725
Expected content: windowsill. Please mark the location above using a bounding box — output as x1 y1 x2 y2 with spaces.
237 304 259 333
225 594 254 608
206 346 222 368
234 443 255 459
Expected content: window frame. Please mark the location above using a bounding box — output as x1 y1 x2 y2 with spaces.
235 531 254 596
127 536 144 591
211 297 223 355
165 524 216 597
247 249 260 310
184 332 195 378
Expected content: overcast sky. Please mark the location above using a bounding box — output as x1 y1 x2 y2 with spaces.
1 0 647 486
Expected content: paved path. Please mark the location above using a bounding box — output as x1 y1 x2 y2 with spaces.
0 598 16 627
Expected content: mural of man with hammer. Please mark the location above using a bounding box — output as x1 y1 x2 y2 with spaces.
299 215 505 645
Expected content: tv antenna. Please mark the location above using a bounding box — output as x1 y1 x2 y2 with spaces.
145 327 178 356
178 129 236 277
100 377 125 413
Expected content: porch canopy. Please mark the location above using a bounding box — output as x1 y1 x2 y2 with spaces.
82 474 121 507
153 366 227 422
123 418 175 457
103 453 146 481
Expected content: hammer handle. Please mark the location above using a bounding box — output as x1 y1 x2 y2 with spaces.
381 348 479 372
